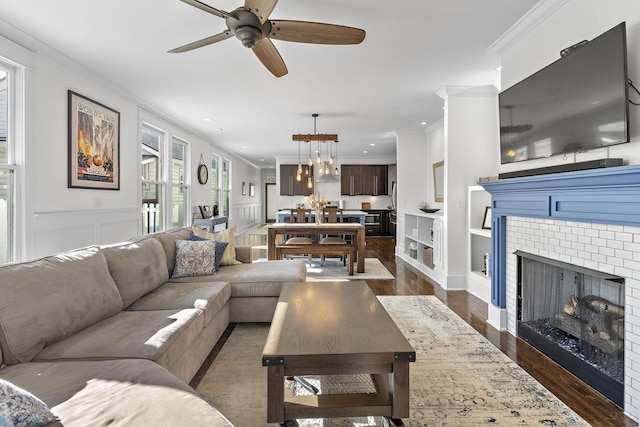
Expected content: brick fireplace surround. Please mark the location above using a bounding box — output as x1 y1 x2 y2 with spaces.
481 164 640 422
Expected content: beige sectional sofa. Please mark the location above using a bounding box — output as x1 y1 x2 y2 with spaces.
0 226 306 426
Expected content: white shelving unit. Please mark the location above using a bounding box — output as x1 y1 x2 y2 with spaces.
467 185 492 302
397 209 445 284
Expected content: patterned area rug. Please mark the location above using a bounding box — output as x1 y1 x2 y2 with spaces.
196 296 589 426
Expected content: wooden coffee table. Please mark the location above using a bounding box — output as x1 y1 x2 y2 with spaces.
262 281 415 425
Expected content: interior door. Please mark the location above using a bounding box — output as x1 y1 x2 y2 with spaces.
266 183 277 223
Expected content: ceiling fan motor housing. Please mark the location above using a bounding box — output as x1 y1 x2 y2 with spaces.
226 8 271 48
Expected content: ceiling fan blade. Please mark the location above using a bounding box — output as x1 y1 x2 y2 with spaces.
252 38 288 77
269 20 365 45
168 31 233 53
179 0 233 19
244 0 278 24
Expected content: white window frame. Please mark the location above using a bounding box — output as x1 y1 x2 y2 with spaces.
139 110 191 233
210 152 231 218
0 52 27 264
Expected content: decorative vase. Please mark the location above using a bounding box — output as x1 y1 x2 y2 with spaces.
315 206 322 224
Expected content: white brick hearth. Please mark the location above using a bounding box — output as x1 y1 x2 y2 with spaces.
504 216 640 417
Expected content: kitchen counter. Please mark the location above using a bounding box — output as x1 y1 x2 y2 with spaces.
277 210 366 225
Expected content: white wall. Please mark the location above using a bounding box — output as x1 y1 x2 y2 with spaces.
1 33 260 260
497 0 640 174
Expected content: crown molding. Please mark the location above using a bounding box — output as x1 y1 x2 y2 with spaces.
489 0 569 55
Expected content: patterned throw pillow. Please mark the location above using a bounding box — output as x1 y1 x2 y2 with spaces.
188 233 228 271
171 239 217 279
0 379 57 426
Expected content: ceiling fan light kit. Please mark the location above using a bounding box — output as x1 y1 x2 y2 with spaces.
170 0 366 77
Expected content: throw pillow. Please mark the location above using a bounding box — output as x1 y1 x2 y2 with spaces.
191 225 241 266
188 233 228 271
0 379 57 426
171 240 217 279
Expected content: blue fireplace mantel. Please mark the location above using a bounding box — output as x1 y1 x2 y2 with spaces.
479 164 640 310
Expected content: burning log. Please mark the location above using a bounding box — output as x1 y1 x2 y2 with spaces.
563 295 624 341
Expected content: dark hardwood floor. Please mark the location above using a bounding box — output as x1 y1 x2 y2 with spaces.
192 231 636 426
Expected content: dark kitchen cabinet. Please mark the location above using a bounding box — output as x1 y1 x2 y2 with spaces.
363 165 388 196
280 165 314 196
364 209 392 236
341 164 388 196
340 165 363 196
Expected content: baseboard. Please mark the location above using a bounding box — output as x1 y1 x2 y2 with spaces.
487 305 507 331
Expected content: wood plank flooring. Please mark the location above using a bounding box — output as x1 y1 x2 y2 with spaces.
193 231 636 427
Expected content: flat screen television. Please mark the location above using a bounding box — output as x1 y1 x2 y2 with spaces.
499 22 629 164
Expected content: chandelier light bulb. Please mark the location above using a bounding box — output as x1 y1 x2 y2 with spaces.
307 176 312 188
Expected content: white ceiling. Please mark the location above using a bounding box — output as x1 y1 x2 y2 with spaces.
0 0 538 169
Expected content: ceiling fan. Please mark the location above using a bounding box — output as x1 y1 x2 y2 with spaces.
169 0 366 77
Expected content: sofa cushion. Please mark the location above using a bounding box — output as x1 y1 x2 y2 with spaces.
149 227 192 276
172 240 218 279
33 309 203 373
0 378 57 426
188 233 228 271
101 238 170 308
0 360 233 426
191 225 241 266
170 260 307 297
127 282 231 325
0 247 123 365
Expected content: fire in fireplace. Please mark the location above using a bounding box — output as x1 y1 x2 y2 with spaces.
515 251 625 407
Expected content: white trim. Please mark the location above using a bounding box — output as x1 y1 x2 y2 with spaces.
489 0 569 55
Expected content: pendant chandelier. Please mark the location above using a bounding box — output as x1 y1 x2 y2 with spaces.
292 114 339 183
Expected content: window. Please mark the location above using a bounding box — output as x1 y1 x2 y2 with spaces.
210 155 219 212
222 158 231 217
140 115 191 235
141 126 163 234
210 153 230 218
0 63 15 264
171 137 189 228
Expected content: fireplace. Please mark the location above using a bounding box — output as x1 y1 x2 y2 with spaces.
515 251 624 407
479 165 640 421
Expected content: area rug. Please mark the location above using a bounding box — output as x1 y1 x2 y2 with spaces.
254 257 395 281
195 296 589 426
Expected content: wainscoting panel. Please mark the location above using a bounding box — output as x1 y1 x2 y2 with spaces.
231 203 262 234
31 208 140 259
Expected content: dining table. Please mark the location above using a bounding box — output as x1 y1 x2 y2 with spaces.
267 222 366 273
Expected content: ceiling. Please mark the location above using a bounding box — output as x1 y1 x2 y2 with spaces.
0 0 538 169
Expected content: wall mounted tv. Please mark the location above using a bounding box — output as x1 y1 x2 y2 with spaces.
499 22 629 164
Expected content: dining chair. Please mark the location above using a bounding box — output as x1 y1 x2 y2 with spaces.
283 208 313 265
320 208 348 266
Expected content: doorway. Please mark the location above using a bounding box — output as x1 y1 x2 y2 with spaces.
265 183 277 223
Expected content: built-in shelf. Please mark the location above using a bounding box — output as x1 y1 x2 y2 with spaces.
467 186 492 303
397 209 444 282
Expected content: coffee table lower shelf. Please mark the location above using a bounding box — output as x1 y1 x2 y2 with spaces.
282 373 393 420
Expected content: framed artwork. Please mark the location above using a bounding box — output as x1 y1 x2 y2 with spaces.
482 206 492 230
242 182 246 195
432 161 444 202
68 91 120 189
199 205 213 219
249 183 255 197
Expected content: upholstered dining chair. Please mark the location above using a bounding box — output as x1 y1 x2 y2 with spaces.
319 208 348 266
283 208 313 265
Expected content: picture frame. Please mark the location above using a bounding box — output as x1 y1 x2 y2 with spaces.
199 205 213 219
432 161 444 202
249 183 255 197
482 206 492 230
68 90 120 190
242 182 246 195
